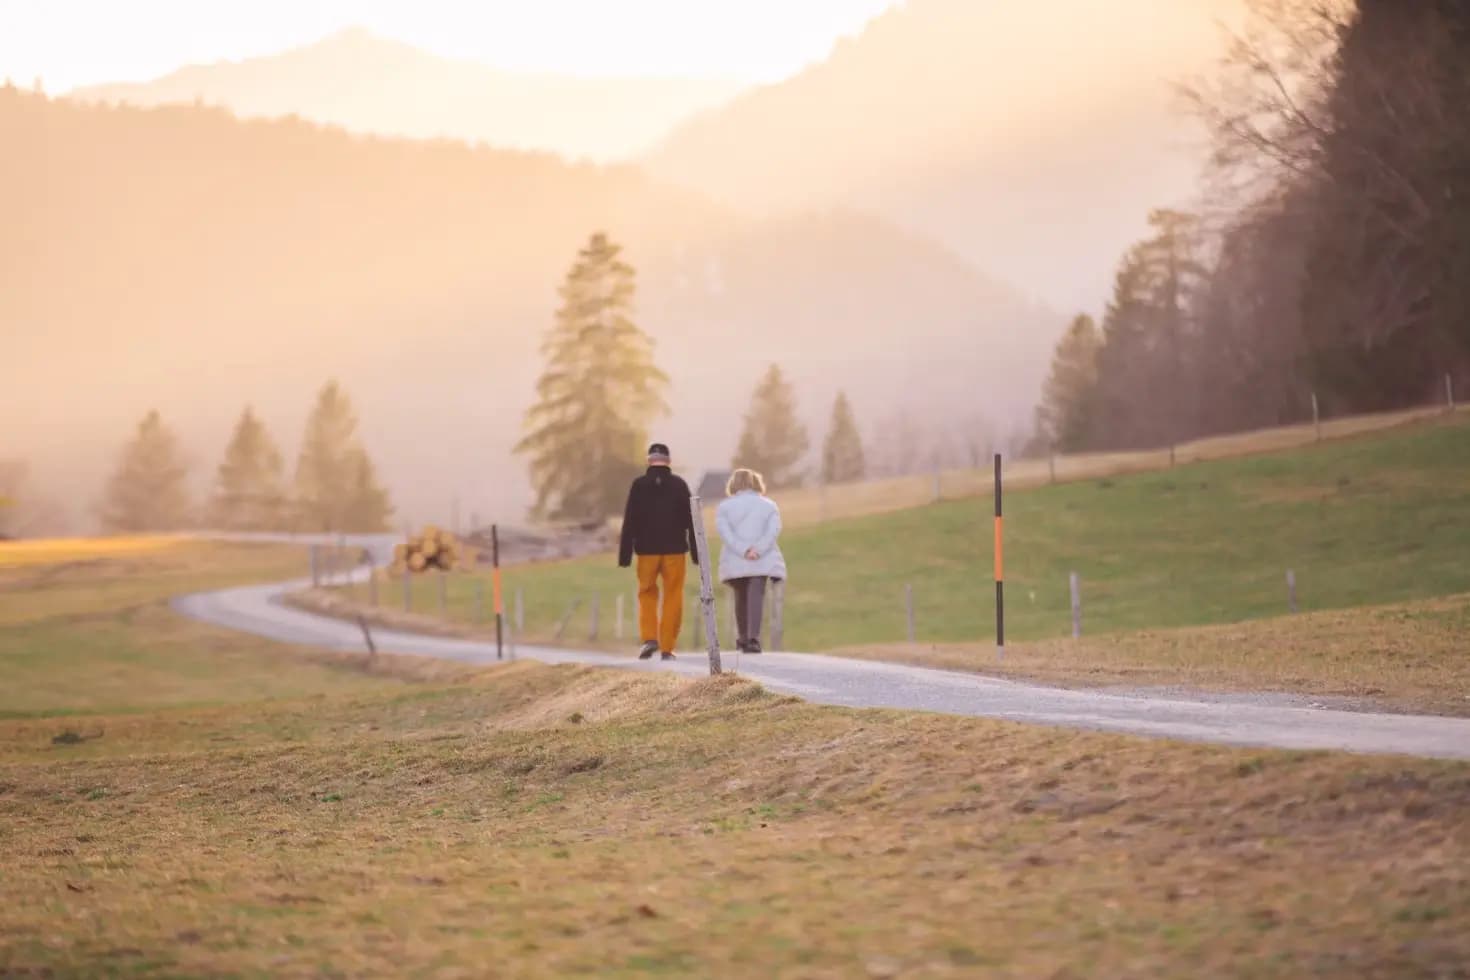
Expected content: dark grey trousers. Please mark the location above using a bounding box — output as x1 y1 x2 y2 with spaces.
728 576 768 645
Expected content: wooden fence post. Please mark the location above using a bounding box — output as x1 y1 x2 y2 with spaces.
905 583 915 643
1448 373 1457 412
310 544 320 588
1287 569 1298 614
1312 391 1321 441
553 598 581 641
688 495 722 675
1069 571 1081 639
491 524 503 660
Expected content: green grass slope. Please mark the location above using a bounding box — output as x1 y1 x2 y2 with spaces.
398 413 1470 653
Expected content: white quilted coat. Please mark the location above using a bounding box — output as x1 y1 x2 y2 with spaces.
715 490 787 584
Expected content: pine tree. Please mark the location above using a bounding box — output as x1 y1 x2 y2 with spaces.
732 364 809 489
1036 314 1103 452
516 232 669 522
100 411 193 532
294 380 393 532
820 391 866 484
341 449 394 533
1091 210 1207 449
207 406 288 530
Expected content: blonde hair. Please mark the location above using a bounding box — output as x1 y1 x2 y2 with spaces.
726 468 767 496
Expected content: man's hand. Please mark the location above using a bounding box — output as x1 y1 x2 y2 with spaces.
745 548 759 560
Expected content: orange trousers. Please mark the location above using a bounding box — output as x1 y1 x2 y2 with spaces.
636 554 687 653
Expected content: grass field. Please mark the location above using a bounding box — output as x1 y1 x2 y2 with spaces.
5 531 1470 975
5 661 1470 976
0 538 426 718
339 414 1470 691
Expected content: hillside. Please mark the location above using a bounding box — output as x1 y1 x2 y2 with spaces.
391 412 1470 710
1 87 1061 530
647 0 1239 312
67 27 746 162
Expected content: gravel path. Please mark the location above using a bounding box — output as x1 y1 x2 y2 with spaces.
174 554 1470 760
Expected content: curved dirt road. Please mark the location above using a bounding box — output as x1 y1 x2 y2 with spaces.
174 555 1470 760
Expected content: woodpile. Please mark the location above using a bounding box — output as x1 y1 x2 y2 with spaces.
390 525 477 575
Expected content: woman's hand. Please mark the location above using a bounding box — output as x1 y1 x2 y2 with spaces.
745 548 759 560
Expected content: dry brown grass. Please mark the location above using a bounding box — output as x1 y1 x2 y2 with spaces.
1 662 1467 977
831 592 1470 716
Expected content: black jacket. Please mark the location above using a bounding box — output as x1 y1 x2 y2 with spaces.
619 467 698 566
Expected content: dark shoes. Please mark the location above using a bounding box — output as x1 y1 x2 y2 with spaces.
661 652 677 661
736 640 762 654
638 640 659 660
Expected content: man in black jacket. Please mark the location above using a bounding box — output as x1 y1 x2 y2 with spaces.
619 443 698 660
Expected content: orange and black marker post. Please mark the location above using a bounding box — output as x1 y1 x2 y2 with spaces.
491 524 504 661
994 453 1004 659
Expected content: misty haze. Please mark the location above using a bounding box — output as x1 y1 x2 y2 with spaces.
3 1 1470 975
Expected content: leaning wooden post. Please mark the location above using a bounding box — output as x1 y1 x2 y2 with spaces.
492 525 504 661
905 583 915 643
1447 373 1457 412
994 453 1005 660
1069 571 1081 639
1287 569 1298 614
688 494 722 675
1311 391 1321 441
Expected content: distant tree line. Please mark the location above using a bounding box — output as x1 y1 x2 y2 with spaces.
1035 0 1470 454
100 381 393 534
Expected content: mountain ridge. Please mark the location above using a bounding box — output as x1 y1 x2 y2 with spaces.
66 26 749 162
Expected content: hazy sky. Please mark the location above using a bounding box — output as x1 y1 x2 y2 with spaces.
1 0 899 91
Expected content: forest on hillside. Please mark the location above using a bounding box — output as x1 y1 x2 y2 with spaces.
1035 0 1470 454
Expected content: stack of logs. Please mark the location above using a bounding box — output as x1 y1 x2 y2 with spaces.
390 525 476 575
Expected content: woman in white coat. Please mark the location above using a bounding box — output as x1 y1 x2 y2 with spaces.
716 468 787 653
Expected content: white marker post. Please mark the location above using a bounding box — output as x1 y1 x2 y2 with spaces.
688 495 722 675
905 584 916 643
1070 571 1082 639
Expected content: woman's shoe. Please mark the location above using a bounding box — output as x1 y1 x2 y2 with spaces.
637 640 659 660
745 639 762 654
735 640 749 653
